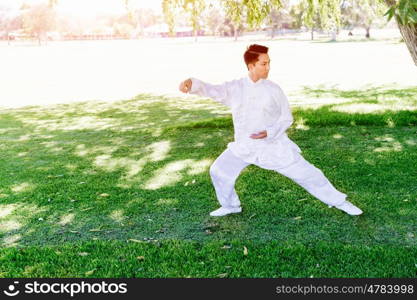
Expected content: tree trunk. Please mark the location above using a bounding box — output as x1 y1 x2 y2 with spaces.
271 25 278 39
397 22 417 66
384 0 417 66
365 27 370 38
331 30 337 41
234 26 238 41
194 28 197 42
311 28 314 40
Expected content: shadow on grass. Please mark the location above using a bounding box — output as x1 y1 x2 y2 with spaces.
0 91 416 249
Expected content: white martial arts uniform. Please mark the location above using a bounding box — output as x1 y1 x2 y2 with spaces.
189 75 347 209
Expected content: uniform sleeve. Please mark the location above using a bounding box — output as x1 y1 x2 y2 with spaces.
265 86 294 141
189 77 233 108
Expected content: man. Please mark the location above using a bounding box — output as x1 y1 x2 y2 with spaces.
179 44 362 217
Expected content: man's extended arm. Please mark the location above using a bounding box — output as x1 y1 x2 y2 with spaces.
179 77 233 107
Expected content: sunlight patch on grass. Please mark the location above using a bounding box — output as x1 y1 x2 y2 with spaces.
332 134 343 139
109 210 125 223
363 158 376 166
294 117 310 130
151 128 163 138
330 103 387 114
65 164 78 171
94 154 147 179
0 128 16 134
58 213 75 226
75 144 89 157
41 142 65 153
16 134 54 142
2 234 21 247
0 220 22 232
188 159 213 175
0 204 18 218
18 134 33 141
147 141 171 162
143 158 212 190
124 160 147 178
404 139 416 146
0 203 46 223
41 141 60 148
386 118 395 128
0 203 47 234
156 198 178 206
11 182 35 193
373 143 403 152
75 144 119 157
116 183 131 189
373 135 403 152
143 159 193 190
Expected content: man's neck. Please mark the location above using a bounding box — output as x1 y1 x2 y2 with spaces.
248 72 261 83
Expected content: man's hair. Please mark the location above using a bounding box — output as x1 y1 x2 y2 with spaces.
244 44 269 70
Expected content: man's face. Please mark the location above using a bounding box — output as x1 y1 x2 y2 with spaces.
249 53 270 79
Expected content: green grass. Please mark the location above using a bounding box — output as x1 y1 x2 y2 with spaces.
0 87 416 277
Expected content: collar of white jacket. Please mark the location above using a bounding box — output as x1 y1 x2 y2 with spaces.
246 74 264 85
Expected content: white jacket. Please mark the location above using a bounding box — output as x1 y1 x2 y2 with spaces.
190 75 302 169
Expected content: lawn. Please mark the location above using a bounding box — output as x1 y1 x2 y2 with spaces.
0 83 416 278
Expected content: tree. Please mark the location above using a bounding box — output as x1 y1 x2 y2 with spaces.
301 0 321 40
0 5 22 45
182 0 206 41
123 0 135 24
21 3 56 45
384 0 417 65
308 0 417 64
341 0 388 38
221 0 245 40
221 0 282 41
267 0 293 38
301 0 343 41
162 0 181 36
204 5 225 36
135 8 161 37
319 0 342 40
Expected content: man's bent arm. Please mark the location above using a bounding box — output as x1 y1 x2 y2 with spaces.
265 87 294 140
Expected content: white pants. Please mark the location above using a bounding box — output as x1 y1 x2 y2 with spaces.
209 148 347 208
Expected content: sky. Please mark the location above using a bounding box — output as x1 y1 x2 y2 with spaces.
0 0 163 16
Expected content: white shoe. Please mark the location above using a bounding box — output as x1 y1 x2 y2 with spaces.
333 200 363 215
209 206 242 217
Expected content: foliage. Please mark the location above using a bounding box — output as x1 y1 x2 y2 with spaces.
203 5 225 35
297 0 342 33
384 0 417 25
341 0 388 29
221 0 282 29
21 3 56 40
162 0 181 36
182 0 206 34
341 0 388 38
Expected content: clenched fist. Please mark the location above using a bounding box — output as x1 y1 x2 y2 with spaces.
179 78 192 93
250 130 267 139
